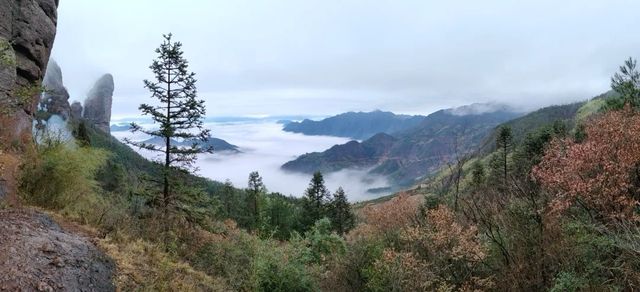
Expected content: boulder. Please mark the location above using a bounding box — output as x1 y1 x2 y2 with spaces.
83 74 114 133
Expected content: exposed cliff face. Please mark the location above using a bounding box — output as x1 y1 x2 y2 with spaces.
0 0 58 146
0 0 58 204
83 74 113 133
40 59 70 120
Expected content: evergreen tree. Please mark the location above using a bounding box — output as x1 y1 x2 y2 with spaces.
328 187 355 236
219 179 237 219
302 171 330 229
75 121 91 147
262 192 299 240
496 125 513 187
606 57 640 110
470 160 486 187
126 34 212 219
246 171 266 230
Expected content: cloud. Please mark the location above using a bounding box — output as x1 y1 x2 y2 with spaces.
52 0 640 117
113 120 389 201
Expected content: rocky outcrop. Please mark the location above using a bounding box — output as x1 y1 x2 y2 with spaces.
83 74 113 133
70 101 82 120
40 59 70 120
0 209 115 291
0 0 59 146
0 0 58 204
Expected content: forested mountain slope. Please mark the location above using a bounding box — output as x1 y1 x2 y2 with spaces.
283 106 522 189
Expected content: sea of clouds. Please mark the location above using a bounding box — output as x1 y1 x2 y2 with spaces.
111 119 391 202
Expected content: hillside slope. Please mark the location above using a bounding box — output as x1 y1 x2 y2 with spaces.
359 95 610 207
283 106 522 189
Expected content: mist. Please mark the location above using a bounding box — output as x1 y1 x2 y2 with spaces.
112 119 391 202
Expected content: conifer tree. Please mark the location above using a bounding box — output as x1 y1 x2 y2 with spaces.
607 57 640 110
126 34 212 218
328 187 355 235
470 160 485 187
220 179 237 219
302 171 331 229
496 125 513 187
246 171 266 229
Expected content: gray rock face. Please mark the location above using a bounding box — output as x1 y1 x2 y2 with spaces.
83 74 114 133
0 0 58 202
70 101 83 121
0 0 58 145
40 59 71 119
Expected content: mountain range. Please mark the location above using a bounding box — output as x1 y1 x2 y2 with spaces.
282 104 523 189
283 110 426 140
142 136 240 153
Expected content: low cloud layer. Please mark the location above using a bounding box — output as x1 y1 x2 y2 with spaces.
113 121 391 202
53 0 640 117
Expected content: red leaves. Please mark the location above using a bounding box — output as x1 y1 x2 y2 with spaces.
533 108 640 222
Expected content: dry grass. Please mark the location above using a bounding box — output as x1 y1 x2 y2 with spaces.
99 236 229 292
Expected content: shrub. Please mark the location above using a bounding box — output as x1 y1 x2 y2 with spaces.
20 140 109 223
300 218 346 264
369 205 492 291
533 107 640 223
255 238 318 292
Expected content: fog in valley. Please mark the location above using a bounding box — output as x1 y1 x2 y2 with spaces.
112 119 391 201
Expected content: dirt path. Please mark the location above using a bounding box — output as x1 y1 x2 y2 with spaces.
0 209 115 291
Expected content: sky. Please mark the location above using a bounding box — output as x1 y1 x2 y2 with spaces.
51 0 640 119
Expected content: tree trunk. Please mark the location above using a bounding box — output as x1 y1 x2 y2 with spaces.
163 66 172 247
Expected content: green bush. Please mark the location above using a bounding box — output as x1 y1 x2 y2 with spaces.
302 218 346 264
20 140 109 222
255 239 318 292
550 272 587 292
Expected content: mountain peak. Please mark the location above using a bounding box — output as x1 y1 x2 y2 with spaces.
445 102 518 116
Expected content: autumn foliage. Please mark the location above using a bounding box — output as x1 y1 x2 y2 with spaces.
351 193 421 239
533 107 640 222
368 205 491 291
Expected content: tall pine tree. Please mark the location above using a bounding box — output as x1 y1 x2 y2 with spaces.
246 171 266 230
495 125 513 188
302 171 330 230
328 187 355 235
607 57 640 110
126 34 212 218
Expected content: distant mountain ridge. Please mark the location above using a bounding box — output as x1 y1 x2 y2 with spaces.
282 133 397 173
282 105 523 189
142 136 240 153
283 110 426 140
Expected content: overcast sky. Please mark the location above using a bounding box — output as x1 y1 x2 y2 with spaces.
51 0 640 118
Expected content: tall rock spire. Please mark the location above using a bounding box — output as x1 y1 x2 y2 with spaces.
83 74 114 133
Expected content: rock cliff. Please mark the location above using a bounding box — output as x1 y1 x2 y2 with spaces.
40 59 70 119
83 74 114 133
0 0 58 203
0 0 58 145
